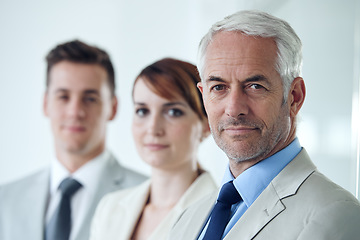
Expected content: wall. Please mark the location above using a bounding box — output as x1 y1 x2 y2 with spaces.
0 0 358 196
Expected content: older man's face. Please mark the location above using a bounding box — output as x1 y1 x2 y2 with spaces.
198 31 296 165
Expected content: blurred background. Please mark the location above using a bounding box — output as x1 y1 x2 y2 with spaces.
0 0 359 198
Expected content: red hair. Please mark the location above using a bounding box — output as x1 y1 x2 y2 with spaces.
133 58 206 120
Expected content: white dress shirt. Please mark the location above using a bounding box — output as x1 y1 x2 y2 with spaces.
46 150 110 240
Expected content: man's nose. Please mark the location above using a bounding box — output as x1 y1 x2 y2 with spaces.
67 99 86 119
225 88 249 119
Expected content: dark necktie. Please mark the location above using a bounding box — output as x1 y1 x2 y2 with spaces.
45 177 82 240
203 181 241 240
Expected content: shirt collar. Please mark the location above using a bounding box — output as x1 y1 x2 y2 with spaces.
49 149 110 195
221 138 302 207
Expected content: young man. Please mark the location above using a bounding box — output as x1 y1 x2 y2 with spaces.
169 10 360 240
0 40 147 240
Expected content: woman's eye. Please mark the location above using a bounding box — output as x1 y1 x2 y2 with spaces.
135 108 149 117
167 108 184 117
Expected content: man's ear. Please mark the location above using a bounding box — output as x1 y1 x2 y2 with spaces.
43 92 49 117
288 77 306 118
197 82 204 94
109 96 118 121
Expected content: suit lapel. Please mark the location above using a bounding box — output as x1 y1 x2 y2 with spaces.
224 183 285 239
74 154 126 240
25 169 50 240
114 181 151 239
226 149 316 239
172 192 217 239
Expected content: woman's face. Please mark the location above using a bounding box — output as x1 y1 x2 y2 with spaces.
132 78 208 171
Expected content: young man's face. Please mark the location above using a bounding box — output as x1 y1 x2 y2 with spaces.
44 61 117 159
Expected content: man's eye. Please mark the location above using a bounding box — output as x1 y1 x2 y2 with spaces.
249 84 264 90
135 108 149 117
84 97 97 103
211 85 226 91
58 95 69 100
167 108 184 117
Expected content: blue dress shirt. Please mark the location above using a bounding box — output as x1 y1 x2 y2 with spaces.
198 138 302 239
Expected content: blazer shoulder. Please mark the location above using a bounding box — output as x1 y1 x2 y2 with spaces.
267 150 360 239
0 168 50 240
274 149 359 209
297 169 359 207
0 168 49 196
100 179 150 206
294 174 360 239
102 154 148 186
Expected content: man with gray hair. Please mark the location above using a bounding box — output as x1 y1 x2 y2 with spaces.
168 10 360 239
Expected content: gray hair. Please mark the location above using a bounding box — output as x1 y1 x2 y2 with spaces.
197 10 302 99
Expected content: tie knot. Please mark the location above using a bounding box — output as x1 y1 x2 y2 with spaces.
59 177 82 197
217 181 241 205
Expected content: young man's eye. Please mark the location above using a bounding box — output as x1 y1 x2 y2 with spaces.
84 97 97 103
167 108 184 117
135 108 149 117
58 95 69 100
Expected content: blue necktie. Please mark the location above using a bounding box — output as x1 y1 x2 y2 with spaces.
203 181 241 240
45 178 82 240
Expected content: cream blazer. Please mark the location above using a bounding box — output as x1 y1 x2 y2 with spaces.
168 149 360 240
90 172 217 240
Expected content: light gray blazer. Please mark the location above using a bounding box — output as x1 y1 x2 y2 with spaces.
0 154 147 240
168 149 360 240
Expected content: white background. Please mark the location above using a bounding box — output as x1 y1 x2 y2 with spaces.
0 0 359 197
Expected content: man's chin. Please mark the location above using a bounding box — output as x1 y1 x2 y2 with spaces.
60 142 89 154
217 140 264 161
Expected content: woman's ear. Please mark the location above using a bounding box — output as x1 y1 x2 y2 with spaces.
200 118 211 142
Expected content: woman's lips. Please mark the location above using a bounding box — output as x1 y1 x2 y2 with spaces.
144 144 169 151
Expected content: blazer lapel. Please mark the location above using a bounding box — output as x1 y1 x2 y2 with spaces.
225 149 316 239
170 191 217 239
224 183 285 239
74 154 127 240
23 169 50 240
114 181 151 239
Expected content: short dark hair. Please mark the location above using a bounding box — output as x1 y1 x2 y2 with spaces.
45 39 115 96
133 58 206 121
